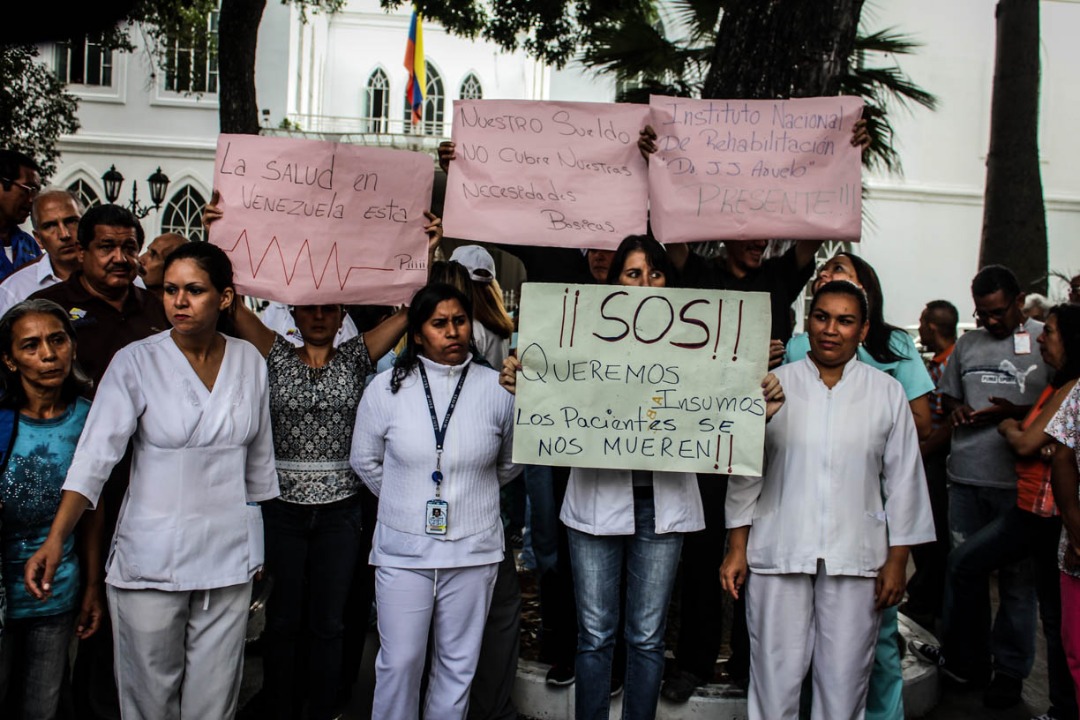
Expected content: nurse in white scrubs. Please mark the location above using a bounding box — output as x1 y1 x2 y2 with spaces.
25 242 278 720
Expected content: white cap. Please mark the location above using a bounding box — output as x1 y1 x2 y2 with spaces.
450 245 496 284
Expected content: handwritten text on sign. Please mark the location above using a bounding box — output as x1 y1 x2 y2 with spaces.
208 134 434 305
513 283 770 475
442 100 650 250
647 95 864 244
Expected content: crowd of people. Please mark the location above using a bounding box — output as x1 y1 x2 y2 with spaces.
0 132 1079 720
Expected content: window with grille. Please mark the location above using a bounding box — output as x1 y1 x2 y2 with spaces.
403 61 445 136
161 186 207 242
66 179 102 210
364 68 390 133
460 73 482 100
163 9 219 94
56 35 113 86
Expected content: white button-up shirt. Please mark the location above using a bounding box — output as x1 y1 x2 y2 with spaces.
726 356 934 578
0 255 61 316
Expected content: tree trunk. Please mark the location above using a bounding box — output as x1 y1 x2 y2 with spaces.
218 0 266 134
702 0 865 100
979 0 1046 294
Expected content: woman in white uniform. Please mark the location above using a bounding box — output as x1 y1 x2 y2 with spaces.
24 242 278 720
350 282 516 720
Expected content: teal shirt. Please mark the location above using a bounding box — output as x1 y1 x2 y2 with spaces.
0 398 90 619
785 330 934 401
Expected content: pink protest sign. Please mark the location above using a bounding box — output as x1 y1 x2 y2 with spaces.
442 100 650 250
647 96 863 244
208 134 434 305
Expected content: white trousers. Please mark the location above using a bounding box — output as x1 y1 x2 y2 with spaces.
107 582 251 720
746 565 881 720
373 564 498 720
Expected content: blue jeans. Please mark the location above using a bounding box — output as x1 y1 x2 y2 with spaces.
568 494 683 720
263 496 363 720
524 465 559 576
0 610 75 719
945 483 1037 680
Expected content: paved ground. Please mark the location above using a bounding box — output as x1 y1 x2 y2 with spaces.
239 569 1056 719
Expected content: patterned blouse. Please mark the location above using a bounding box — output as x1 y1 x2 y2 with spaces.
267 334 374 504
1047 382 1080 577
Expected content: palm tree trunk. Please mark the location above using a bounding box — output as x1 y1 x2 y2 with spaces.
218 0 266 135
979 0 1046 294
702 0 865 100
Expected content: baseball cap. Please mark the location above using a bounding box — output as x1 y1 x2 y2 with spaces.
450 245 496 284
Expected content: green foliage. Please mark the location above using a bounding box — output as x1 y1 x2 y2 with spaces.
382 0 646 68
577 0 937 174
0 45 80 178
841 28 938 174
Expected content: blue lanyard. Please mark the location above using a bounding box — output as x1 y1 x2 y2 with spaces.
418 362 470 488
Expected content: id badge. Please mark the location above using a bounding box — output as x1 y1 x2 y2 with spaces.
1014 331 1031 355
426 499 449 535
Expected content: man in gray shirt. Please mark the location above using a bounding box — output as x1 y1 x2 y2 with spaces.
936 265 1050 707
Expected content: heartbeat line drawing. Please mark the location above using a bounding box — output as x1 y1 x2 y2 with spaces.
223 230 396 291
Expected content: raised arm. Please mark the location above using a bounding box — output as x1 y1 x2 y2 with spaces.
233 300 277 358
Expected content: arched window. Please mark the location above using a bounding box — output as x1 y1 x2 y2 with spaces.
161 186 208 242
404 61 444 136
66 179 102 210
460 73 482 100
364 68 390 133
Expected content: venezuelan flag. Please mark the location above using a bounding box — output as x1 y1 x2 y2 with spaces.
405 10 425 126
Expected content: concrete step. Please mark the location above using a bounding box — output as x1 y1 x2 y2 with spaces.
512 615 941 719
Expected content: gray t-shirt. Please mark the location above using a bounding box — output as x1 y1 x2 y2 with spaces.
939 319 1051 488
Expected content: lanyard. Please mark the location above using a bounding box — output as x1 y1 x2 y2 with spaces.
418 362 470 492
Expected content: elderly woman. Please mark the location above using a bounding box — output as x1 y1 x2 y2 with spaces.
0 299 100 718
25 243 277 719
350 282 516 720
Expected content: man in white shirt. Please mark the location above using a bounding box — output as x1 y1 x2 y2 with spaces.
721 280 934 720
0 188 83 316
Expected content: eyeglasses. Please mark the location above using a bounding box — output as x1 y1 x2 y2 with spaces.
972 307 1010 321
1 178 41 197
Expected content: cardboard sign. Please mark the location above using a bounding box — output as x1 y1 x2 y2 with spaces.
513 283 770 474
648 95 864 244
209 134 434 305
442 100 650 250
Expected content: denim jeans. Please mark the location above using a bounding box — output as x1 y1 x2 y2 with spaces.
945 484 1037 681
568 493 683 720
524 465 559 576
944 504 1075 716
0 610 75 720
263 496 363 720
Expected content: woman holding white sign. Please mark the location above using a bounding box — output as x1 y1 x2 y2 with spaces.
501 234 786 720
350 282 517 720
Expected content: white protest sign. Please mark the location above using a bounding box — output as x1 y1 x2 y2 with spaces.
442 100 650 249
513 283 770 475
648 95 864 244
209 133 434 305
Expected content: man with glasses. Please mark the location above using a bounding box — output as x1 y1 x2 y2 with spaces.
0 149 45 281
0 189 85 316
925 265 1051 708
